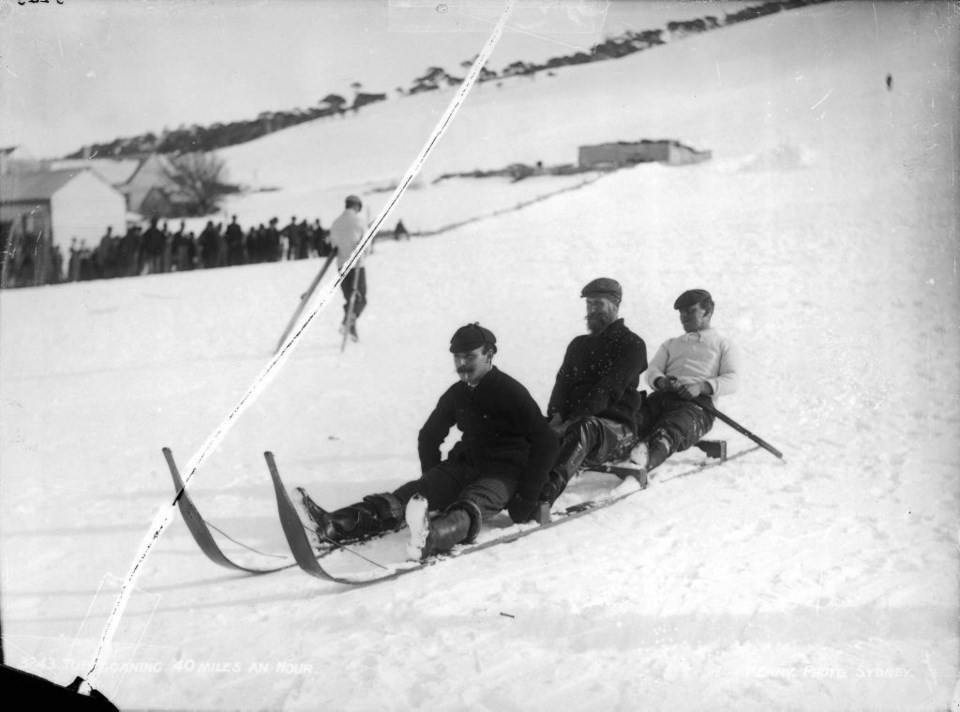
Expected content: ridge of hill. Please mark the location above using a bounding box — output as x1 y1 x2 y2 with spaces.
62 0 830 162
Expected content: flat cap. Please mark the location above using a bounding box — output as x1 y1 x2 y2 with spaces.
580 277 622 305
449 323 497 353
674 288 712 310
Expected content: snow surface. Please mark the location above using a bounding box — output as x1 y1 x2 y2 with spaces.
2 3 958 710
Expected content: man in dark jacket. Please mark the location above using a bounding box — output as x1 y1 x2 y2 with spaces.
225 215 245 266
302 323 558 559
198 221 219 269
539 277 648 504
141 217 164 274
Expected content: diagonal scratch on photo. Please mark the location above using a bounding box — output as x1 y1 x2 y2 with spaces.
1 0 958 710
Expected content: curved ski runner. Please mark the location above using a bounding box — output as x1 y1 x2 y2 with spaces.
265 445 762 586
163 447 295 574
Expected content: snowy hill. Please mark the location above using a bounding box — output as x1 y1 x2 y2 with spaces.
1 3 958 710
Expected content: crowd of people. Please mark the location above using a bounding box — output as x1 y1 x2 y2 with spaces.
62 214 340 283
0 205 410 288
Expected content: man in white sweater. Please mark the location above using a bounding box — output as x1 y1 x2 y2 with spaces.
329 194 367 341
630 288 741 476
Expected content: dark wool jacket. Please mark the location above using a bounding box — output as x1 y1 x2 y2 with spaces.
418 367 558 500
547 318 648 432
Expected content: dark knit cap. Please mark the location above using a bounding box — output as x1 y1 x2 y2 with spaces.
580 277 622 305
674 288 712 310
345 194 362 209
449 323 497 353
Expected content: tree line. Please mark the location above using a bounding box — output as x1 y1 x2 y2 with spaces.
64 0 832 162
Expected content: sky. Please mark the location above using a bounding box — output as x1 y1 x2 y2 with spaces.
0 0 750 158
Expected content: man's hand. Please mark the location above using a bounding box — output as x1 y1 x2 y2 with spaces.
676 381 712 400
548 413 569 436
657 376 712 400
507 493 543 524
655 376 679 393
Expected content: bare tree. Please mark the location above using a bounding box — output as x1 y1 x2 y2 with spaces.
164 152 236 216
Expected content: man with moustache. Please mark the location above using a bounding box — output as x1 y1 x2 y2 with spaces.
299 323 557 559
536 278 648 508
622 288 741 483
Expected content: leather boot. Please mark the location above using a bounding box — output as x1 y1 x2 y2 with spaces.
298 489 349 542
406 496 483 560
540 426 593 504
645 431 673 473
539 470 567 506
302 491 402 542
410 507 472 560
553 429 590 483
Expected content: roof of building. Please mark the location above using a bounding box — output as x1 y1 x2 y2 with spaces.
50 157 143 186
1 168 89 202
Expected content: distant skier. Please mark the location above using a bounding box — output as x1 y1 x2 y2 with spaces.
624 288 741 482
300 323 558 559
886 73 893 91
537 278 648 506
329 194 368 341
394 219 409 241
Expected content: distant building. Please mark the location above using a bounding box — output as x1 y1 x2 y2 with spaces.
0 146 42 175
138 184 193 218
50 153 182 216
1 168 126 285
578 140 712 169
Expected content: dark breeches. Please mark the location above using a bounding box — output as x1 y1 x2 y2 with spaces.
637 392 715 454
340 267 367 320
553 416 635 482
392 461 517 523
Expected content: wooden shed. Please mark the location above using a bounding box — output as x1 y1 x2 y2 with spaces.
1 168 127 285
51 153 182 216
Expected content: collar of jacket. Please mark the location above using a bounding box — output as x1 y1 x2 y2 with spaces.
594 318 625 337
463 365 500 390
680 327 715 342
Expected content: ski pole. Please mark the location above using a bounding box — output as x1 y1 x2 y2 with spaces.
274 250 336 353
698 401 784 460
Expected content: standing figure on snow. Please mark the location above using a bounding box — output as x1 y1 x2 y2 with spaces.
300 324 558 559
198 221 219 269
225 215 245 266
141 217 164 275
281 215 299 261
537 277 648 507
626 288 741 481
328 194 368 342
